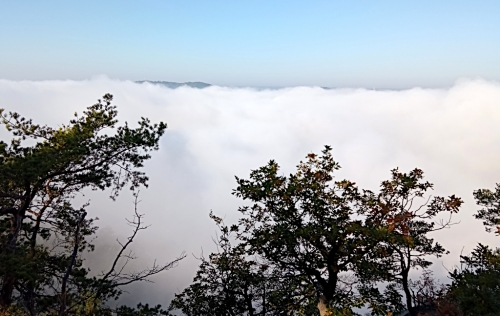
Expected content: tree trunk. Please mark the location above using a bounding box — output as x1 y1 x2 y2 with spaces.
0 276 14 310
316 264 339 316
1 190 32 310
0 210 25 310
59 212 85 316
317 295 330 316
25 211 46 314
402 271 416 316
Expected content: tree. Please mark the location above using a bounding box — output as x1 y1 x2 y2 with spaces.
169 212 316 316
232 147 407 315
442 184 500 315
0 94 174 314
115 303 170 316
407 270 462 316
474 184 500 235
229 147 461 316
359 169 462 316
447 244 500 316
170 147 462 315
50 194 184 316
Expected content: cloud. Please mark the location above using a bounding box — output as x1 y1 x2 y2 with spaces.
2 77 500 307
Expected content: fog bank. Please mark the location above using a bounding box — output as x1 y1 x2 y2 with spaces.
1 77 500 307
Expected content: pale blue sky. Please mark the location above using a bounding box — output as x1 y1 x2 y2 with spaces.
1 1 499 88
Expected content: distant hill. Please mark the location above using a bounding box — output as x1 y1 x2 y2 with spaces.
136 81 211 89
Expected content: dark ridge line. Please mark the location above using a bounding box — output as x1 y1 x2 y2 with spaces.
136 80 211 89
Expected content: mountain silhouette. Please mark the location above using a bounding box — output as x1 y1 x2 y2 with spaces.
137 81 211 89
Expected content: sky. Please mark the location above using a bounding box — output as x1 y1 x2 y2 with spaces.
1 78 500 307
1 1 500 88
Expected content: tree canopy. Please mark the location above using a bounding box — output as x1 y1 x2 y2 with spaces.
170 147 463 316
0 94 179 315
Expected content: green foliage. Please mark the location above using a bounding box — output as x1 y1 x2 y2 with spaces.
172 147 463 315
439 183 500 315
358 169 462 316
448 244 500 316
169 213 317 315
474 184 500 234
232 147 377 313
0 93 166 199
230 147 461 315
0 94 168 314
115 303 169 316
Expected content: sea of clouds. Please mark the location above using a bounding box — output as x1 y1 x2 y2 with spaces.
1 77 500 307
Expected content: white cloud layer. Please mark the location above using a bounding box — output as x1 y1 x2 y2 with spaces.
1 77 500 307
